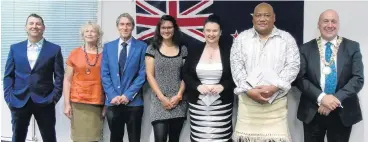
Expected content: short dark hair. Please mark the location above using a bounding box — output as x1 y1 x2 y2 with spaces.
26 13 44 26
204 14 222 30
151 15 182 49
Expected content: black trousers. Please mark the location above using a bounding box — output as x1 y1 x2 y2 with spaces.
10 99 56 142
303 109 352 142
106 105 143 142
152 118 185 142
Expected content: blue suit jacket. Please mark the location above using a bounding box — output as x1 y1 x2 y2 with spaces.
101 37 147 106
3 39 64 108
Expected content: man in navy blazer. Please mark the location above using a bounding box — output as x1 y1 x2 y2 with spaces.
101 13 147 142
3 14 64 142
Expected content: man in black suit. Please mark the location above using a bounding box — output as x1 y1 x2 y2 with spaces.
296 9 364 142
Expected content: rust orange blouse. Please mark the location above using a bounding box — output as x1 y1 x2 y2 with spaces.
66 47 104 105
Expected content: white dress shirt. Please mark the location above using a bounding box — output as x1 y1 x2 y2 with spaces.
118 37 132 60
230 27 300 97
27 38 44 69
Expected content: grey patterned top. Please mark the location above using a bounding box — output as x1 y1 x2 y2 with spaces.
145 45 188 122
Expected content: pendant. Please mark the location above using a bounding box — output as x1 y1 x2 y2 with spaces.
323 66 331 75
85 68 91 75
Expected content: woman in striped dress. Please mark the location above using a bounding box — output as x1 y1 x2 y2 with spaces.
183 14 235 142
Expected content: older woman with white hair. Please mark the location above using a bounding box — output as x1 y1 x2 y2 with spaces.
63 21 105 142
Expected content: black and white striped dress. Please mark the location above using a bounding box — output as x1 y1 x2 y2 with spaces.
189 62 233 142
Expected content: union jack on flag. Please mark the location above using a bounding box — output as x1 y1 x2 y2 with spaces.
136 0 213 42
135 1 304 49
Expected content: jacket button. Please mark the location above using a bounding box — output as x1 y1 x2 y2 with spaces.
118 86 120 88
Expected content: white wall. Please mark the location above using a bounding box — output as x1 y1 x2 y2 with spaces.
1 1 367 142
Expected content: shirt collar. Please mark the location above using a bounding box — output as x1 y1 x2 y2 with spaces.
27 38 44 48
321 36 338 47
252 26 280 38
119 36 132 47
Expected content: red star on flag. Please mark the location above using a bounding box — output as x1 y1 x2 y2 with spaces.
231 30 239 39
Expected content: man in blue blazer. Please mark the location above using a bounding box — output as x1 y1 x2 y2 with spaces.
3 14 64 142
101 13 147 142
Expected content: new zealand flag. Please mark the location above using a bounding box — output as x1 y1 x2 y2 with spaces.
136 1 304 49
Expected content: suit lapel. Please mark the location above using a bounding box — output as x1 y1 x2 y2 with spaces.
20 40 32 71
219 45 225 79
123 37 137 72
336 38 346 83
111 39 119 73
311 40 321 84
32 39 48 71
